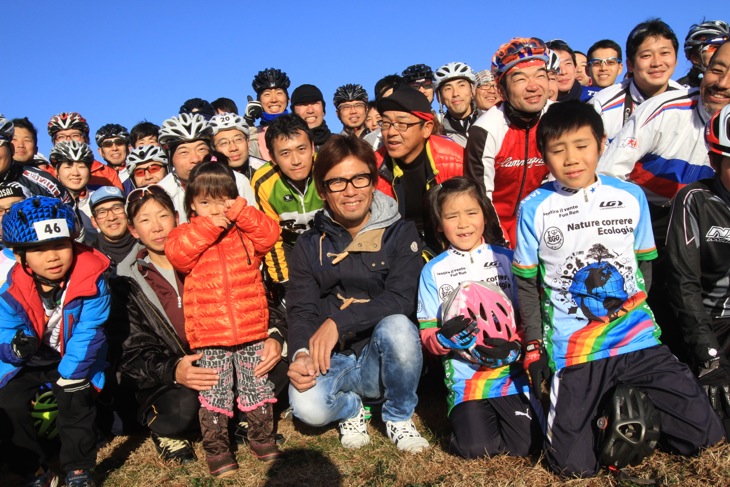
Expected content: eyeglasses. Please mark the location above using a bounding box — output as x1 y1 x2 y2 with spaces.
322 173 373 193
409 80 434 90
54 132 85 143
378 120 423 132
214 135 247 150
100 138 127 148
477 83 498 91
125 184 168 213
338 102 366 112
132 163 166 178
588 57 621 68
93 203 125 219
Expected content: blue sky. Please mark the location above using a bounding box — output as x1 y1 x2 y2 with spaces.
5 1 729 155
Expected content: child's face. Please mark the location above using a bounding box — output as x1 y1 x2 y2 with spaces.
438 192 485 253
56 161 90 193
543 125 603 190
18 240 74 283
191 193 231 218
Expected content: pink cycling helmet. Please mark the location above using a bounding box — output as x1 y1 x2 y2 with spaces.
442 280 518 359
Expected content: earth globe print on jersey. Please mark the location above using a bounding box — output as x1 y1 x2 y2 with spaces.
569 261 628 321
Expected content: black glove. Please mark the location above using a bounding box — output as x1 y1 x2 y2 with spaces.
244 96 263 126
436 316 477 350
698 355 730 422
11 330 39 360
471 336 521 368
523 340 551 400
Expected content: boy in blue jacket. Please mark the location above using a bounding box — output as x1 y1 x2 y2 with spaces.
0 197 110 487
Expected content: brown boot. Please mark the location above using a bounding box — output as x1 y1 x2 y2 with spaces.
246 403 282 461
199 408 238 477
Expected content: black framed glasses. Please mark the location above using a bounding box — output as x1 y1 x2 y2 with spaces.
588 57 621 68
322 173 373 193
378 120 423 132
93 203 125 219
125 184 168 213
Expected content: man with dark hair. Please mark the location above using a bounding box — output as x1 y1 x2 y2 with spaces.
0 116 69 203
129 121 160 148
10 117 38 165
251 114 323 299
290 84 332 150
288 134 429 453
375 87 464 252
587 39 624 89
212 97 239 115
546 40 584 101
590 18 683 141
179 98 216 120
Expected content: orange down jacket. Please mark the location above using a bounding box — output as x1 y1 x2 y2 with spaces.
165 197 279 349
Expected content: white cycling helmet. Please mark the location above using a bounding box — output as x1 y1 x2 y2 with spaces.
158 113 212 147
546 48 562 74
49 141 94 166
126 145 168 173
434 62 476 90
209 112 250 138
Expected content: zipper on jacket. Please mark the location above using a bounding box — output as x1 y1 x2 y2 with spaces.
134 280 187 356
218 245 238 344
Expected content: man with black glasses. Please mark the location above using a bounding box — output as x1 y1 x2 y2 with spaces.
374 87 464 252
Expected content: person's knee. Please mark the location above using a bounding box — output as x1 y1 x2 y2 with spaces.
289 387 333 427
374 315 421 356
449 434 502 459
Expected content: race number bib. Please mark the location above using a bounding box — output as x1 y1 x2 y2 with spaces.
33 219 70 240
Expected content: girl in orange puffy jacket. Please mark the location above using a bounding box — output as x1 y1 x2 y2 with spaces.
165 161 282 474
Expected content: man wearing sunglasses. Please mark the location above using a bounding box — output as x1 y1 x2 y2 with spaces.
465 36 552 247
375 86 464 254
587 39 624 89
679 20 729 88
126 145 169 189
96 124 133 193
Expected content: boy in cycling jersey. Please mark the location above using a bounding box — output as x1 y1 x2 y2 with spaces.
512 100 723 477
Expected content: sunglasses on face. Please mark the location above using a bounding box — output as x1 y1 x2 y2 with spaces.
133 164 166 178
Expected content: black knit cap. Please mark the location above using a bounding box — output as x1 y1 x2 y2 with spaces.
376 86 433 120
291 84 325 109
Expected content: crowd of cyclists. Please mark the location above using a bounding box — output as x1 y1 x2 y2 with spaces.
1 14 730 486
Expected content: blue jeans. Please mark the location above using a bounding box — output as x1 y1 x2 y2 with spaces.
290 314 422 425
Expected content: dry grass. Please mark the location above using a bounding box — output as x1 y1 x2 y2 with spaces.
2 391 729 486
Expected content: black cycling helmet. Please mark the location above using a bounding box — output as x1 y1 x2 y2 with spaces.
596 384 661 470
333 84 368 108
95 123 130 146
252 68 291 95
402 64 435 84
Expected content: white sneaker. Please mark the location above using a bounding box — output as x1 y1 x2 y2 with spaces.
339 406 370 449
386 418 429 453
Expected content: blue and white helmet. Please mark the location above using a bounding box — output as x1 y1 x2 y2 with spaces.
126 145 168 173
2 196 78 248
